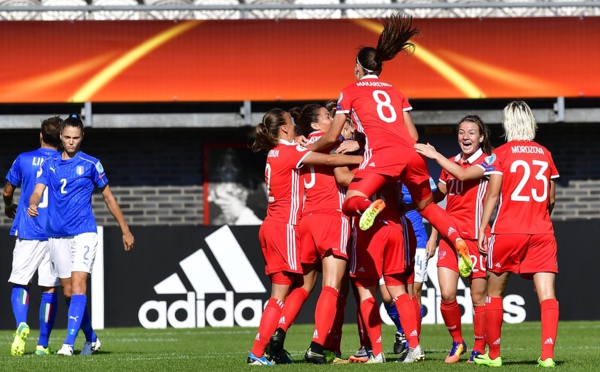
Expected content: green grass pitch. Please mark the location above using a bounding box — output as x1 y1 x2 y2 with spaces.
1 321 599 371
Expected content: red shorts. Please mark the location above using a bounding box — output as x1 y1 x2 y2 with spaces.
259 220 302 276
488 233 558 279
299 210 350 265
437 238 487 279
350 149 433 204
350 220 409 281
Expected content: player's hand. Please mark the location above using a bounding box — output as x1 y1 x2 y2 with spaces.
425 239 437 259
295 135 308 147
4 204 17 219
334 140 359 154
27 204 39 217
123 231 134 251
478 234 488 255
414 143 439 160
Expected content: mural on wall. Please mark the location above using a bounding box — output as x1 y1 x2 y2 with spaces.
204 145 268 226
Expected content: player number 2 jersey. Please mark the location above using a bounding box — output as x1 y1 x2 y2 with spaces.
483 140 559 235
37 151 109 237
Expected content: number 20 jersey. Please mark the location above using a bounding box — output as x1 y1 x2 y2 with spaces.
483 140 559 235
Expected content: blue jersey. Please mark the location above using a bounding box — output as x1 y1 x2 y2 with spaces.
402 178 437 249
37 151 108 237
5 148 59 240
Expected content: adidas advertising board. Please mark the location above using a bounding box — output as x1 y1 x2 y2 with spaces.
0 221 597 330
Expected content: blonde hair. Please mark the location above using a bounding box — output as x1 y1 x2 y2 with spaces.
502 100 537 142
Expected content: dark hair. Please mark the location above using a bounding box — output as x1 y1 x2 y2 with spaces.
289 103 323 137
457 115 493 155
251 108 288 152
63 113 84 132
357 14 420 76
40 116 62 148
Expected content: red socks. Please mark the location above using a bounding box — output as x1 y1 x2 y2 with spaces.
251 297 284 357
540 299 559 360
419 202 461 242
441 299 463 343
359 297 383 356
473 305 486 353
412 295 422 336
342 195 373 217
485 296 504 360
325 291 347 353
394 294 419 348
277 287 309 332
312 286 339 345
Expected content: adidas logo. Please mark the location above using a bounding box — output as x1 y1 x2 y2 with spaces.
409 330 418 337
376 335 382 344
313 330 319 339
358 267 365 272
368 162 376 167
138 226 267 329
544 338 554 345
447 226 457 236
492 338 501 345
495 263 501 268
278 316 286 325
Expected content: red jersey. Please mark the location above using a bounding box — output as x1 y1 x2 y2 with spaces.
301 131 345 214
439 149 490 240
483 140 559 234
336 75 414 170
264 139 311 225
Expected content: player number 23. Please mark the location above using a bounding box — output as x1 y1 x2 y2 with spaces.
510 160 548 202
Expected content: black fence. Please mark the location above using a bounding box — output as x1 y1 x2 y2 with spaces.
0 220 596 330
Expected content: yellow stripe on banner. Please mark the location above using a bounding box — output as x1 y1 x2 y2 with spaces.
71 21 203 102
353 19 486 99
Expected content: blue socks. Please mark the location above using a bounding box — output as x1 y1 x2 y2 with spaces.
65 294 87 346
81 306 97 343
38 292 58 348
11 286 29 327
384 302 404 333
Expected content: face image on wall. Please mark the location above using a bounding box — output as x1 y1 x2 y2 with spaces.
204 146 268 226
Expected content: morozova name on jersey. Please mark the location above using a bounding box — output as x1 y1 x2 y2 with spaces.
356 81 392 87
511 145 545 154
268 149 279 158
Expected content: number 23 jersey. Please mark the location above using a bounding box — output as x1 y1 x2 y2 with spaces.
483 140 559 235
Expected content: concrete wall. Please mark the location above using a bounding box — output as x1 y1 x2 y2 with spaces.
1 122 598 228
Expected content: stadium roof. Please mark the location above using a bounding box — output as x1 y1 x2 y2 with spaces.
0 0 599 21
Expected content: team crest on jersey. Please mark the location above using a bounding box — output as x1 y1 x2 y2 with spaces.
484 153 496 165
76 166 84 175
95 162 105 174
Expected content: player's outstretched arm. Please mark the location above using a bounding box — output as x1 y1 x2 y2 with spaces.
415 143 484 182
308 113 346 152
478 173 501 254
100 184 134 251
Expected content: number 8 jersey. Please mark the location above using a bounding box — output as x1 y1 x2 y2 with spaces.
483 140 559 235
336 75 414 174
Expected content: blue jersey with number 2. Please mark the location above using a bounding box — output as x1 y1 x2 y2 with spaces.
36 151 108 237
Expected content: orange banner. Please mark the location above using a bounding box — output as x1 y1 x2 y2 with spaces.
0 17 598 103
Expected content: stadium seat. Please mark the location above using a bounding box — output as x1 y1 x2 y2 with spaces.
294 0 341 19
41 0 87 20
0 0 41 20
193 0 240 20
91 0 140 20
143 0 194 20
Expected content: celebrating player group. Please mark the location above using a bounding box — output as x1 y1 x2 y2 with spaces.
247 14 560 368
